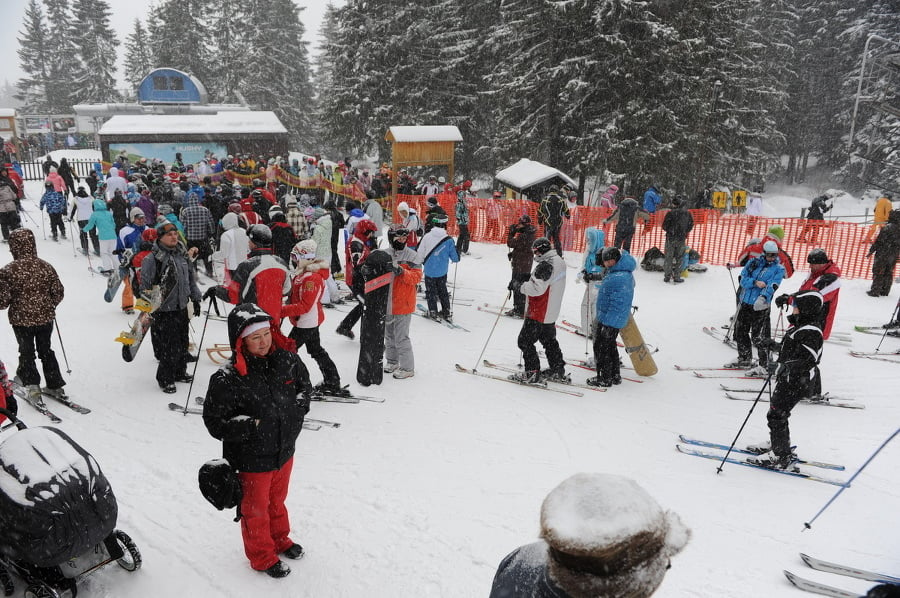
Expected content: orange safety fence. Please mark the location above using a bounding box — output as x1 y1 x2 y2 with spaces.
406 196 882 281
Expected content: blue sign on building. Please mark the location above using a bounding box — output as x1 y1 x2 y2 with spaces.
136 68 208 105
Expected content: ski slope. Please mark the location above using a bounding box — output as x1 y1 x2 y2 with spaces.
0 171 897 597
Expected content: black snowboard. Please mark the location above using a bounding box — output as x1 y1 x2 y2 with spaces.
356 249 394 386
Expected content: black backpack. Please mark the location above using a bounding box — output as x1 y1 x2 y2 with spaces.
198 458 242 514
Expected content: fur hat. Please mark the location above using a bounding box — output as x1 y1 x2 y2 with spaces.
541 473 689 598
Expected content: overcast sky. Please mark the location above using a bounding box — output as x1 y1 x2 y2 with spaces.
0 0 338 90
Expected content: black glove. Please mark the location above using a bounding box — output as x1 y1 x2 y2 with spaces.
203 286 219 301
774 294 790 309
508 279 522 292
192 299 201 317
393 265 403 276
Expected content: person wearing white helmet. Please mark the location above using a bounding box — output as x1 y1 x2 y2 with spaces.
727 240 785 373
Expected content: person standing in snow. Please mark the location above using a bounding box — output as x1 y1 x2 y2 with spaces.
70 186 99 256
603 196 649 253
215 211 250 282
282 239 345 396
537 185 570 256
455 181 472 255
0 228 66 402
335 219 379 339
202 303 311 579
82 199 118 274
747 291 824 471
38 181 67 241
727 240 785 374
744 186 763 236
489 473 689 598
578 226 606 341
661 195 693 284
140 221 203 393
396 201 422 249
416 214 459 322
505 214 537 318
383 224 423 379
0 165 22 242
797 193 831 245
589 247 635 387
866 209 900 297
508 237 567 384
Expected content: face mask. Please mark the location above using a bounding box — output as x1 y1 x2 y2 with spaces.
787 314 798 326
391 239 406 250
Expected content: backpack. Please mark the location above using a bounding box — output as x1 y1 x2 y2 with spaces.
641 247 665 271
198 458 242 512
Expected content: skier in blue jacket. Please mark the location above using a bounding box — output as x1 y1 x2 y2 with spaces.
416 214 459 322
39 182 67 241
727 240 785 372
590 247 636 387
579 227 606 341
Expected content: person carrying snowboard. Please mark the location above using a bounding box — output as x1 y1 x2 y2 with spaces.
508 237 567 384
747 291 824 471
589 247 635 387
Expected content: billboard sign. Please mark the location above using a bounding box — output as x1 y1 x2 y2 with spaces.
108 142 227 165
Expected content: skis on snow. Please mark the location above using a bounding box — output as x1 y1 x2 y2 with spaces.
167 402 328 430
848 350 900 364
454 364 587 396
11 379 91 422
677 436 844 470
415 304 469 331
722 390 863 409
675 436 846 486
481 360 606 393
853 325 900 338
784 553 899 597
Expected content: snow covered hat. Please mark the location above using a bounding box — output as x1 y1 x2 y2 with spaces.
540 473 690 598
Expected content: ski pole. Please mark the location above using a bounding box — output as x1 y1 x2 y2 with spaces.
178 297 214 414
724 265 741 342
715 370 774 474
40 207 46 240
803 428 899 531
472 291 512 373
54 318 72 373
450 261 458 313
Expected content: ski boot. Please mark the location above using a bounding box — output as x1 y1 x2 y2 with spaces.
586 376 612 388
335 326 355 340
43 387 68 400
723 358 754 368
745 440 771 454
541 367 571 384
746 450 799 472
508 370 542 385
441 311 453 323
315 382 352 398
427 310 441 321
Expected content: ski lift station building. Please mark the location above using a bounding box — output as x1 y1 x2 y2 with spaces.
75 68 289 164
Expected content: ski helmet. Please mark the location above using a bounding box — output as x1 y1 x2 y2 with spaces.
532 237 552 255
431 214 449 228
792 290 823 316
762 240 779 255
355 219 378 237
247 224 272 246
387 223 409 243
807 248 829 265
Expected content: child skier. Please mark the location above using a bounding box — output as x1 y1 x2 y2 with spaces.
416 214 459 322
747 290 824 470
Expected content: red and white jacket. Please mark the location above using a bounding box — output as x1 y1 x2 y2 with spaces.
796 261 841 340
282 262 330 328
522 251 567 324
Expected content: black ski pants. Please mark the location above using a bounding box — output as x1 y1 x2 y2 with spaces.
613 226 635 253
767 371 813 456
734 303 771 366
338 300 363 333
49 213 66 239
424 275 451 315
517 318 564 374
544 225 563 256
456 224 470 255
592 324 621 383
151 308 189 387
14 322 65 389
289 326 340 389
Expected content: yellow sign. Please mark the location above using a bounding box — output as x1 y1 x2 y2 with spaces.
712 191 728 209
732 190 747 207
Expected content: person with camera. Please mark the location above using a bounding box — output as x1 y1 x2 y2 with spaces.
505 214 536 318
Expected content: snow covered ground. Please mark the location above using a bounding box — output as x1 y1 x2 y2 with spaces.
0 167 897 597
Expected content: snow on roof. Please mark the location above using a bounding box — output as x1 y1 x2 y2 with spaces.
386 125 463 143
495 158 576 191
98 111 288 136
0 109 16 117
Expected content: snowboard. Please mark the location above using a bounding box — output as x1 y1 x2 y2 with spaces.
619 314 658 376
356 250 393 387
103 250 133 303
115 286 161 362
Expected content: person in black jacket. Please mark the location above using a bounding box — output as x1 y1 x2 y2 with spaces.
748 291 824 471
537 185 570 256
661 195 694 283
202 303 312 579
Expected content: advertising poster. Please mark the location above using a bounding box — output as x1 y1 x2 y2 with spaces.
51 116 77 133
24 116 51 133
108 142 227 166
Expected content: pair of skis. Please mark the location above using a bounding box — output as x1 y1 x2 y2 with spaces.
786 553 899 597
11 380 91 423
415 304 469 331
719 385 863 409
675 435 846 486
454 364 589 396
675 363 766 380
480 360 608 393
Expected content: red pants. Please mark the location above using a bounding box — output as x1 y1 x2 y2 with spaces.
238 458 294 570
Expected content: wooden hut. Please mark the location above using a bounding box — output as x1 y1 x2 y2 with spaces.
384 125 462 211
